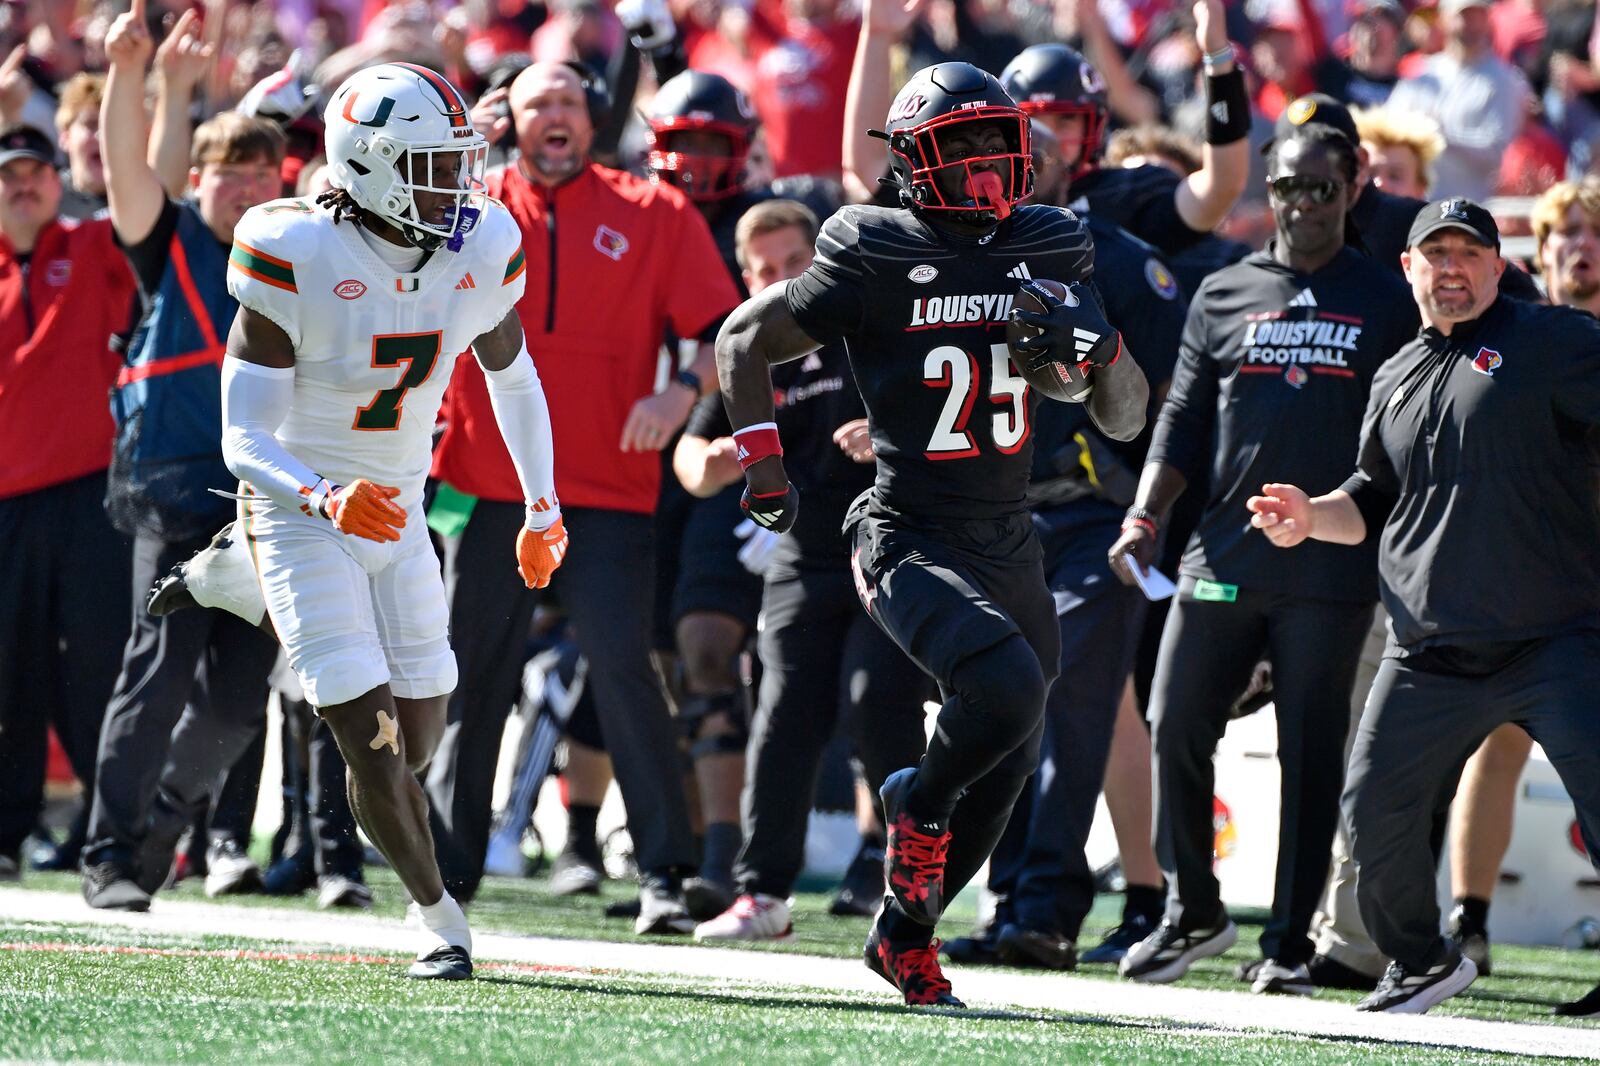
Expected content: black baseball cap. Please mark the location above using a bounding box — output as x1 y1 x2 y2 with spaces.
1274 94 1359 147
1407 197 1500 251
0 124 54 169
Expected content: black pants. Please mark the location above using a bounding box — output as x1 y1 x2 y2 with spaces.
1150 581 1372 964
735 556 930 898
850 501 1060 923
84 532 277 867
426 501 694 899
0 473 132 858
1346 629 1600 971
988 513 1146 941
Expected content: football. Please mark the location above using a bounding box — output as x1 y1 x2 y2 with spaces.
1005 278 1095 404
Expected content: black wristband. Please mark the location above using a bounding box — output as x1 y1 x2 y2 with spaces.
1204 68 1250 146
1123 506 1160 533
674 368 702 394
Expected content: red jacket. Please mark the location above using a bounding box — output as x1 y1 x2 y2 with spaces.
433 163 740 513
0 216 136 498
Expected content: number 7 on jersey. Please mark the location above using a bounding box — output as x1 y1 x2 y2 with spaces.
354 331 443 431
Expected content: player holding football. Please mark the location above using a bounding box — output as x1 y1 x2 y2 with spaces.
220 63 566 980
717 62 1148 1006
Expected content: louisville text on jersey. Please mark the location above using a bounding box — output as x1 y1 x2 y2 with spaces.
1237 311 1364 374
907 293 1017 330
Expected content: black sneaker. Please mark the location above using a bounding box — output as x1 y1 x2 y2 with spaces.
1250 958 1316 996
1554 981 1600 1017
635 872 694 936
82 861 150 911
1448 905 1492 977
864 910 964 1007
408 945 472 980
995 923 1077 971
548 849 603 897
1080 913 1156 965
879 768 951 926
683 875 736 923
1308 952 1380 991
204 839 263 897
1356 947 1477 1014
941 927 1001 966
1119 918 1237 983
830 840 885 917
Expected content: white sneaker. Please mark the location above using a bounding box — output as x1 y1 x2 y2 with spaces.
185 523 267 625
693 893 794 942
203 839 263 897
1251 958 1315 996
317 874 373 910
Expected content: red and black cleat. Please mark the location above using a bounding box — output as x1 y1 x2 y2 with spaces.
879 767 952 925
865 920 965 1008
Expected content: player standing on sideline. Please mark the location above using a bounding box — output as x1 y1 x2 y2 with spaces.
222 62 567 980
1248 198 1600 1015
718 63 1148 1006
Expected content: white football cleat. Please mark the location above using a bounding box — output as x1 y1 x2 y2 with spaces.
693 893 795 942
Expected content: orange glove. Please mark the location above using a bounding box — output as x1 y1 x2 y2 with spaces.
516 516 568 589
325 480 407 542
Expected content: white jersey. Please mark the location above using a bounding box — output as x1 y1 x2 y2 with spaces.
227 196 526 502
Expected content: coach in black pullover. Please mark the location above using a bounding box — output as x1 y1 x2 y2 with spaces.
1107 122 1417 993
1248 197 1600 1015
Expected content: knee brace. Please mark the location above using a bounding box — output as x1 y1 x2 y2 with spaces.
679 691 749 760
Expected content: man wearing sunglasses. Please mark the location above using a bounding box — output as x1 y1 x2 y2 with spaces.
1107 120 1418 995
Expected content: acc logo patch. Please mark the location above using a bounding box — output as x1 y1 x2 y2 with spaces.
594 225 630 261
1471 346 1502 376
1143 258 1178 300
1286 97 1317 125
1285 364 1309 389
908 264 939 284
334 278 367 300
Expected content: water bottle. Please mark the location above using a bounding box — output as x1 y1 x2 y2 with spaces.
1561 918 1600 950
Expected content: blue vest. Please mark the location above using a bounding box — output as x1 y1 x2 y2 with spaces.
107 203 238 541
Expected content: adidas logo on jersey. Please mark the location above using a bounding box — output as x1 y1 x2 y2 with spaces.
1287 288 1317 308
1072 328 1102 357
1004 262 1033 281
455 273 477 290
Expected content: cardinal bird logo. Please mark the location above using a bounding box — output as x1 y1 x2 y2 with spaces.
1285 365 1309 389
1471 347 1502 377
593 225 630 261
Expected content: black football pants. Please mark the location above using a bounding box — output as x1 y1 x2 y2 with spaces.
1150 581 1371 965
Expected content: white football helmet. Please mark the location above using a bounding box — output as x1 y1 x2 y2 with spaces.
324 63 488 252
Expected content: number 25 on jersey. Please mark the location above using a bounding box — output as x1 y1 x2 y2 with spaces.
923 344 1029 459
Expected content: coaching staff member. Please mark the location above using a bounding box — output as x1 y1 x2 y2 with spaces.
1249 198 1600 1015
426 60 740 932
0 124 137 881
1109 122 1417 994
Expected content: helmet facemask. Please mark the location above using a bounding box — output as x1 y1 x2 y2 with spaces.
888 109 1033 223
366 138 488 252
646 122 753 201
1018 102 1104 181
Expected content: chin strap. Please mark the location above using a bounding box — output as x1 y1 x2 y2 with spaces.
967 170 1010 221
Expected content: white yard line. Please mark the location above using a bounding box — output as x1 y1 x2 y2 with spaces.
2 888 1596 1060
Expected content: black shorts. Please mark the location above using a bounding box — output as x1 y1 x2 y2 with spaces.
653 477 762 649
846 494 1060 692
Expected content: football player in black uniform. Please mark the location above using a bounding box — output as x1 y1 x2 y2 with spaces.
997 1 1250 261
717 62 1149 1007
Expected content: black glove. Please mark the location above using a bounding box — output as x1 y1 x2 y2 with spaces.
740 482 801 534
1010 281 1122 374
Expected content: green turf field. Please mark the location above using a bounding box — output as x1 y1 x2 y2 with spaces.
0 922 1569 1065
5 866 1599 1063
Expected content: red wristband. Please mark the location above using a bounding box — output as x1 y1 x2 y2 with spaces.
1121 516 1156 536
733 423 783 471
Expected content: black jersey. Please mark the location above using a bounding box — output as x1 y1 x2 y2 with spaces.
1342 297 1600 648
688 341 870 560
786 202 1095 523
1148 245 1418 603
1068 164 1207 260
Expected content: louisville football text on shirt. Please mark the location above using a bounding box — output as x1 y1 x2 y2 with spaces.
1237 312 1364 370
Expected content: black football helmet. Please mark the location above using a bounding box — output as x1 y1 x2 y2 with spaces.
874 63 1032 223
646 70 760 202
999 45 1108 178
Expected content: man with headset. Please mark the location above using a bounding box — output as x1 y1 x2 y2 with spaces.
425 60 741 933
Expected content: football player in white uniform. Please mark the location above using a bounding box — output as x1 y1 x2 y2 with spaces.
218 63 566 980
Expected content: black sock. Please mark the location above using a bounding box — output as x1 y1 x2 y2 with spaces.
1124 882 1166 924
700 822 741 885
881 900 935 946
564 804 600 857
1455 895 1490 934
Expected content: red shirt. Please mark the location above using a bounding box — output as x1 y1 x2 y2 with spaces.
0 216 136 498
432 164 740 513
747 4 860 180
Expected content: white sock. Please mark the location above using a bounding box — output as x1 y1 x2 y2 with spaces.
410 892 471 957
